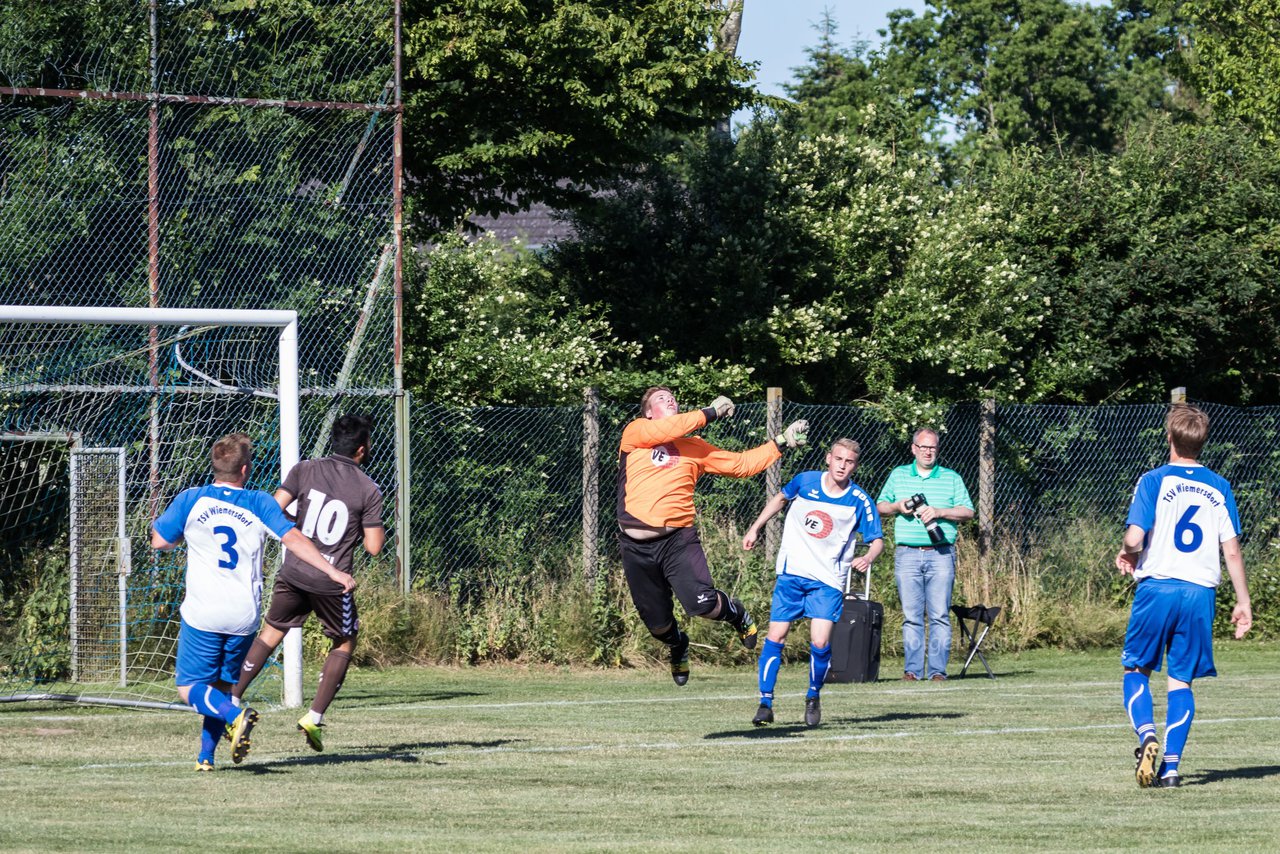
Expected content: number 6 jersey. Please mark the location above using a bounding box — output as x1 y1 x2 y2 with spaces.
1125 462 1241 588
277 454 384 593
153 483 294 635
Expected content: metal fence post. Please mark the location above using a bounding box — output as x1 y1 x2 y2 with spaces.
396 389 411 594
979 397 995 603
582 386 600 589
764 387 782 562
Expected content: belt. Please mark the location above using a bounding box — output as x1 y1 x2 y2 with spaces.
899 543 948 549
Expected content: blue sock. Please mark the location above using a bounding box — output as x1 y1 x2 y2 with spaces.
187 683 240 724
758 638 784 706
808 643 832 699
1123 671 1156 744
1162 688 1195 777
199 715 223 762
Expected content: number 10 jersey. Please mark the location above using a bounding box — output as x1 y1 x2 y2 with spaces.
278 454 384 593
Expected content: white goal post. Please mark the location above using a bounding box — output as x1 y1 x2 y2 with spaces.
0 305 308 708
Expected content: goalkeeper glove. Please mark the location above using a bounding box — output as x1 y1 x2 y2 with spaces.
707 395 735 420
775 419 809 449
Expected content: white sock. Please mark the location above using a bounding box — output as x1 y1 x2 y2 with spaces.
308 710 323 726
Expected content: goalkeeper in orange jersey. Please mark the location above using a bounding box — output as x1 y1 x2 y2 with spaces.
616 385 809 685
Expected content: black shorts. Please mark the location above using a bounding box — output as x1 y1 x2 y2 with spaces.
618 526 717 631
264 577 359 640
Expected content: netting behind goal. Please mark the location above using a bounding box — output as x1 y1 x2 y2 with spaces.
0 2 401 707
0 319 300 706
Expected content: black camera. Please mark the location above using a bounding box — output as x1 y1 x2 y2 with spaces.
903 493 949 546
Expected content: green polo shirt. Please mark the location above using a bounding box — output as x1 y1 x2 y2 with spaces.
877 463 973 546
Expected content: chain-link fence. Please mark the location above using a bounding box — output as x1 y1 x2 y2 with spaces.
406 395 1280 591
0 2 399 703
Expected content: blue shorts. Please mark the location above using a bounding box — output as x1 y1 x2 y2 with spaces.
1121 577 1217 682
770 574 844 624
175 620 256 687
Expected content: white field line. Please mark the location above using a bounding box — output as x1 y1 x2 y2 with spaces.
58 714 1280 771
359 674 1279 713
12 671 1280 723
22 682 1111 721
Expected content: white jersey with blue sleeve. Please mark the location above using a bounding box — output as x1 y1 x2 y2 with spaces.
153 483 295 635
776 471 883 592
1125 463 1241 588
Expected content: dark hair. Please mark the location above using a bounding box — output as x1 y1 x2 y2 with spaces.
211 433 252 481
331 414 374 458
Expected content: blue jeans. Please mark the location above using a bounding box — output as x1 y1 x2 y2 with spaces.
894 545 955 679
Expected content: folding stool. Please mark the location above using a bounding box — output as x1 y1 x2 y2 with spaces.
950 604 1002 678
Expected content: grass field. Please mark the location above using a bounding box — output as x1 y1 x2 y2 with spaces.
4 646 1280 852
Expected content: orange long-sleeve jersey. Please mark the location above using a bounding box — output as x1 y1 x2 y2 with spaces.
617 408 782 529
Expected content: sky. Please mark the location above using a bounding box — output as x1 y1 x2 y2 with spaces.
735 0 927 103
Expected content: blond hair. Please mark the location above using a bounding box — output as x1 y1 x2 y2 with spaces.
1167 404 1209 459
831 437 860 456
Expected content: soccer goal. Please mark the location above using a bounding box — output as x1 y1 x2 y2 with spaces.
0 306 308 709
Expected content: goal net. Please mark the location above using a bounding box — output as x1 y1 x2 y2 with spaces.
0 307 299 709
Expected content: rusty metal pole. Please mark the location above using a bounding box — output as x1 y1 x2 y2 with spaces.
392 0 410 593
147 0 161 524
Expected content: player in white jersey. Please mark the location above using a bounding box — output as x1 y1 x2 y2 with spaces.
743 438 883 726
1115 404 1252 789
151 433 354 770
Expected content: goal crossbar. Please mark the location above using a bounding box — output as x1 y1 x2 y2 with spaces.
0 304 300 479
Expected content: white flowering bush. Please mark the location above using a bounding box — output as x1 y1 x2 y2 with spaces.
405 234 637 405
760 113 941 389
864 189 1051 419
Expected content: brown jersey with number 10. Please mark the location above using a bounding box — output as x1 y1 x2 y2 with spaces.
277 454 384 594
617 408 781 529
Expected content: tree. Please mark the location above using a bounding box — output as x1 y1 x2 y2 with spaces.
550 114 939 401
1169 0 1280 140
402 0 756 233
865 119 1280 409
1097 1 1193 134
780 11 879 138
874 0 1182 167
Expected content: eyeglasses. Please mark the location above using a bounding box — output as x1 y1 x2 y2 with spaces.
912 443 939 451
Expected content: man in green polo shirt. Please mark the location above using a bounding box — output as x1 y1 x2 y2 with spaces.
876 428 974 681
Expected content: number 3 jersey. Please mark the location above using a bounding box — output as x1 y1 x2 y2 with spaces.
278 454 384 593
153 483 294 635
777 471 883 592
1125 462 1241 588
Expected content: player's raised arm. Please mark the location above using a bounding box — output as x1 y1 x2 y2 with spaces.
620 408 713 451
744 492 790 550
